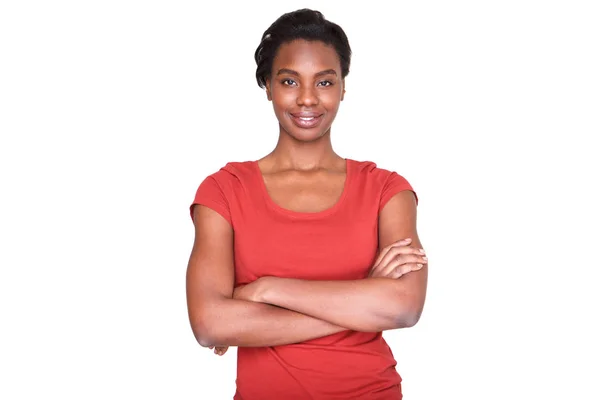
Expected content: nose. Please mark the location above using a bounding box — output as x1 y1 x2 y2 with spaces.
296 85 319 107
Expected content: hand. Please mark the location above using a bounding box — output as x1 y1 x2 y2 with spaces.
208 345 228 356
369 238 427 279
233 277 268 303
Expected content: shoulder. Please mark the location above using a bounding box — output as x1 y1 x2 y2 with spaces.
348 158 417 210
189 160 256 223
350 159 411 187
205 160 255 181
195 160 257 191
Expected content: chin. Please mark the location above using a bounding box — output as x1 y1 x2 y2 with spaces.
287 127 330 142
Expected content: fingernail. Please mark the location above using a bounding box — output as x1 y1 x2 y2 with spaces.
422 256 428 261
417 264 423 269
419 249 426 254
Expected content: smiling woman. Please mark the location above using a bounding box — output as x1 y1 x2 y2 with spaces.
186 8 427 400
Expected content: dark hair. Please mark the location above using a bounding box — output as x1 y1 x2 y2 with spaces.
254 9 352 89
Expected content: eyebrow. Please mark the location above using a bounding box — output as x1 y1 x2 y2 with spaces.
276 68 338 77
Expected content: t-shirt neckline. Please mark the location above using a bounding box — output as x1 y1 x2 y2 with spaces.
252 158 353 219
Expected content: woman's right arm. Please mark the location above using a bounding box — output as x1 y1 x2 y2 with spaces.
186 205 347 348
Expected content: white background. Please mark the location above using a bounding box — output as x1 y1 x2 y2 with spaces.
1 1 599 399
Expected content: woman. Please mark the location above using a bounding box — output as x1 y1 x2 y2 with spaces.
186 9 428 400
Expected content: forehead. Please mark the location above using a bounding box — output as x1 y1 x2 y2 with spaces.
273 40 341 73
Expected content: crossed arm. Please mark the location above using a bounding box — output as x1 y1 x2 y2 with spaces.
186 190 427 348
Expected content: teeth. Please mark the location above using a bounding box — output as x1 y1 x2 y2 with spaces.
299 117 315 121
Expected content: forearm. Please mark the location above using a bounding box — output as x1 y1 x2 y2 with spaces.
192 297 347 348
259 277 415 332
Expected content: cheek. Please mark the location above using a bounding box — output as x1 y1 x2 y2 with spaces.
271 91 293 110
321 92 342 110
273 90 297 106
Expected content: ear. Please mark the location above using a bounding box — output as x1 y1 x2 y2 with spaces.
341 79 346 101
265 78 272 101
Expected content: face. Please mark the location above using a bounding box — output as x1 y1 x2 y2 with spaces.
265 40 345 142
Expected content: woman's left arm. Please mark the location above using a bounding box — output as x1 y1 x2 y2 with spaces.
239 190 428 332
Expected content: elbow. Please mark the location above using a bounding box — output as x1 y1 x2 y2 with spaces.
196 335 214 348
189 309 225 348
191 318 217 348
195 331 216 348
397 309 422 328
373 307 422 332
390 303 424 329
188 297 233 347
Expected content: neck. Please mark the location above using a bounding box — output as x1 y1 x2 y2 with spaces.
263 127 343 171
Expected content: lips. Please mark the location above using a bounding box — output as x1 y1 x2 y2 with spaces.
289 112 324 129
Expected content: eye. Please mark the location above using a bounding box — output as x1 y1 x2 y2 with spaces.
281 79 297 86
317 80 333 87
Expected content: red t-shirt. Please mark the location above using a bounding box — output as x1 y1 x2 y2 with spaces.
190 158 416 400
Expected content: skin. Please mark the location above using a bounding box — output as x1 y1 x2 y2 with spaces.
186 40 428 355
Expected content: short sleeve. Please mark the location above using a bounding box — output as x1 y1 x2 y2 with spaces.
379 172 418 213
189 176 232 225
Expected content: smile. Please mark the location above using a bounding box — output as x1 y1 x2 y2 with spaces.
289 113 324 129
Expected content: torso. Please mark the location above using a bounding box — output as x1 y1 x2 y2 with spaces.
196 158 409 399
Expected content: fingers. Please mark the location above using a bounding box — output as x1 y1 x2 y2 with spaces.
208 345 229 356
373 238 412 267
373 242 426 272
389 263 425 279
370 241 428 278
378 253 428 277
